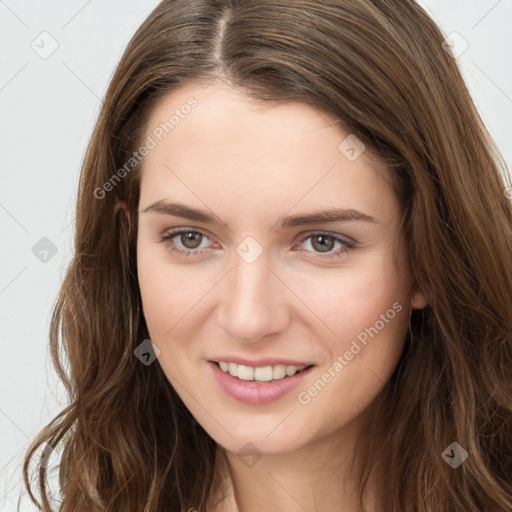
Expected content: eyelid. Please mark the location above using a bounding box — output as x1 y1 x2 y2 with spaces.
161 226 222 244
297 229 355 245
161 227 217 249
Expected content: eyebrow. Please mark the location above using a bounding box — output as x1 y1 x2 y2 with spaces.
141 200 378 230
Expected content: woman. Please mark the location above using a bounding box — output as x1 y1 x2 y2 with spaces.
23 0 512 511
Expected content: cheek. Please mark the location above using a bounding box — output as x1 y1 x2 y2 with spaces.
303 268 409 397
137 241 215 340
294 277 409 437
290 256 409 348
292 257 410 414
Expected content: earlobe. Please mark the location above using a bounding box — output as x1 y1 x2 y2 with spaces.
113 198 130 218
411 288 428 309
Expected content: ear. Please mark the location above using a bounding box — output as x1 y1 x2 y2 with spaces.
113 198 130 218
411 287 428 309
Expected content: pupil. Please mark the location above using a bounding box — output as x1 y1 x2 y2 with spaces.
313 235 333 252
182 232 202 248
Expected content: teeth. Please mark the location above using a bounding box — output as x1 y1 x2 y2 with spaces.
217 362 307 381
286 365 299 376
272 364 286 380
228 362 238 377
238 364 254 381
254 366 273 381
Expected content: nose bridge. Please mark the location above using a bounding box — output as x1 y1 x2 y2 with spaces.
218 242 287 342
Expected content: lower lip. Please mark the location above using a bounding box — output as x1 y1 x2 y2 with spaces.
208 361 315 406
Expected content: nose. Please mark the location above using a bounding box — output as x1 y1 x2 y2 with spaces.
217 250 290 343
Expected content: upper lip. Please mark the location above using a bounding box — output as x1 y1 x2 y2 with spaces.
209 356 315 367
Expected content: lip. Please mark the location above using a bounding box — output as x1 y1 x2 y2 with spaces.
208 356 314 367
208 360 315 406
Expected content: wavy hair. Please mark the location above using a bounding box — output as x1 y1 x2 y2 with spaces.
22 0 512 510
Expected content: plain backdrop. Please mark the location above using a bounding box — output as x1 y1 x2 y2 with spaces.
1 1 511 509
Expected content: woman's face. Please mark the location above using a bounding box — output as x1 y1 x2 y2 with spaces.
136 80 426 455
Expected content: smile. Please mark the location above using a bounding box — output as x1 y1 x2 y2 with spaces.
208 361 316 405
216 361 310 382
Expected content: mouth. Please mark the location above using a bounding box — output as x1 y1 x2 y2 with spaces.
208 360 316 405
209 361 315 383
210 360 315 383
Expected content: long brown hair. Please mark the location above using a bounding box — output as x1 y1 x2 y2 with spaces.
22 0 512 510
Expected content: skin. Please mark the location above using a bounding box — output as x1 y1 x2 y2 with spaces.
135 80 428 512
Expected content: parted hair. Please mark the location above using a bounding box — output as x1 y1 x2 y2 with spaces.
23 0 512 510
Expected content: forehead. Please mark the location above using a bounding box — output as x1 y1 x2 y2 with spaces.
138 81 398 227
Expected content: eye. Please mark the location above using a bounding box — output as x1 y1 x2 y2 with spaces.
159 228 355 259
297 232 355 259
159 228 214 257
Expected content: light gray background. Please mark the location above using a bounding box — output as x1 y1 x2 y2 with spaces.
1 1 511 509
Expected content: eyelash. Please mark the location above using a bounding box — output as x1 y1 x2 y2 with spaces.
159 228 355 259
